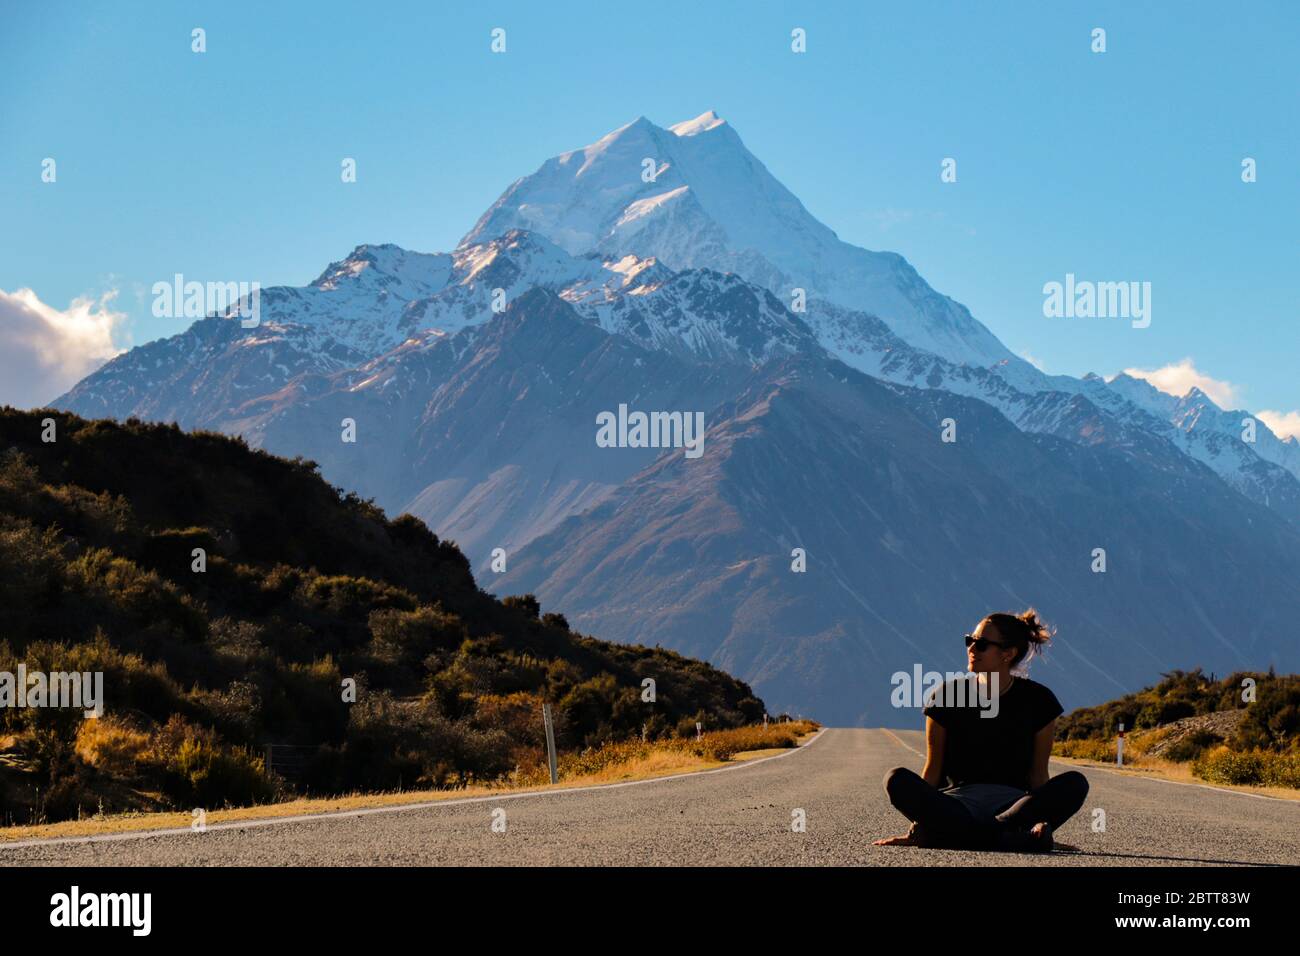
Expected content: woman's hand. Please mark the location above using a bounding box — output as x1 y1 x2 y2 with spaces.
872 833 916 846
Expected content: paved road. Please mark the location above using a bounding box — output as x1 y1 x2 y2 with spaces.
2 728 1296 866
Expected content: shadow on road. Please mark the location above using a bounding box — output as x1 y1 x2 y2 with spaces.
1056 849 1292 867
890 846 1290 866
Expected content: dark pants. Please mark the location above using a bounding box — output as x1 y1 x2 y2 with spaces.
883 766 1089 850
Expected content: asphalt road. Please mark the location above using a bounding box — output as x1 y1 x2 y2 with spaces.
2 728 1296 866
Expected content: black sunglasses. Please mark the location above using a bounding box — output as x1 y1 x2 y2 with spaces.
964 634 1012 652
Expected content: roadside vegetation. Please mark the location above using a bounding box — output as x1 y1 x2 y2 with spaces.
0 720 820 842
1054 668 1300 789
0 409 770 826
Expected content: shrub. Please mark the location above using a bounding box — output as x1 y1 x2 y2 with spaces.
1192 747 1267 785
1136 697 1195 729
503 594 541 619
1053 738 1117 762
1163 730 1220 763
1232 678 1300 752
300 574 415 620
75 715 152 777
148 716 275 806
560 674 620 747
369 606 466 666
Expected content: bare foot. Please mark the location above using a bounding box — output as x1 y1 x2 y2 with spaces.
872 834 916 846
1028 821 1061 852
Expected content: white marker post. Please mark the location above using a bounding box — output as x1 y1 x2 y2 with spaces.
696 721 702 741
1117 722 1125 766
542 702 558 784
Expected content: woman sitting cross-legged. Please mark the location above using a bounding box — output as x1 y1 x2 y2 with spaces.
873 609 1089 853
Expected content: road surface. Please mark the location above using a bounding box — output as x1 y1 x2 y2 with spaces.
2 728 1295 866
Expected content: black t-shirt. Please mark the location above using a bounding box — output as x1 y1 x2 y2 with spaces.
922 676 1063 790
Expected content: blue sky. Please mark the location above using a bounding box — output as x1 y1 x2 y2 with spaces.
2 1 1297 424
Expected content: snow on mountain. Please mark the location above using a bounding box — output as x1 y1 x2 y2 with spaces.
55 229 819 427
460 112 1015 368
230 243 458 357
1070 373 1300 488
311 243 453 298
392 229 818 367
1102 371 1180 419
794 305 1300 522
571 266 819 365
56 111 1299 529
235 288 757 562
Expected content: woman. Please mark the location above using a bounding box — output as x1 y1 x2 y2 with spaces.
873 609 1089 853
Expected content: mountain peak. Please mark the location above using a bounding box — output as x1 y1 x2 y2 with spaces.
308 243 453 320
669 110 727 137
457 112 1016 367
312 244 398 288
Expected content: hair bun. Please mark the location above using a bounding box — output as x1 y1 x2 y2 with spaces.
982 608 1054 669
1018 607 1054 647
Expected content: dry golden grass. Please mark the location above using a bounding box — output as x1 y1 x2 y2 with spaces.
0 722 821 843
1051 752 1300 802
1053 720 1300 798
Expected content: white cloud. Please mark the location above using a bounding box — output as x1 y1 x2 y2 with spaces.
0 287 127 409
1120 357 1243 409
1257 409 1300 441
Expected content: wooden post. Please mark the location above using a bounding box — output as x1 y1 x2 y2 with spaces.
542 703 558 784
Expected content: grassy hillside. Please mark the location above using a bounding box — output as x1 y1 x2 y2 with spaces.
1055 668 1300 788
0 409 767 824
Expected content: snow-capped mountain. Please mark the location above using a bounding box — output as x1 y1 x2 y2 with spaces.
57 229 821 429
765 290 1300 523
57 224 1300 529
67 110 1296 516
46 110 1300 722
461 111 1015 368
461 110 1300 499
240 289 756 560
265 243 454 355
1107 373 1300 475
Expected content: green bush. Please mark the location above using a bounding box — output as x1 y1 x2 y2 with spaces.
1232 679 1300 751
1192 747 1300 788
152 718 275 807
1163 730 1220 763
503 594 541 619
